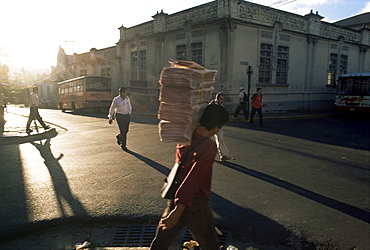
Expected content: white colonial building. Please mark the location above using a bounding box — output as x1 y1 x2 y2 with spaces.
52 0 370 114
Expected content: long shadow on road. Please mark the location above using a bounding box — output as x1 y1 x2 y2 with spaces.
30 139 88 217
0 138 89 242
127 150 315 248
218 161 370 225
0 145 29 241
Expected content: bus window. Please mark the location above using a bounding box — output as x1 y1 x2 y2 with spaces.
86 77 111 91
354 78 370 95
77 80 83 92
337 79 353 94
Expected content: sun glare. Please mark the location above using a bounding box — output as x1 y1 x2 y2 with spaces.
4 41 59 71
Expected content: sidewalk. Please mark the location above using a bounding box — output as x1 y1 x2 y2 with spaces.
0 111 58 145
231 111 336 122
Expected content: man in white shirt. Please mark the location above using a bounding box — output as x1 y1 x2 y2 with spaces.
233 87 248 121
26 86 50 134
108 87 132 151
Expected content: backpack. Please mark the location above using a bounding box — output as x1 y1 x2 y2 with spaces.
242 92 248 102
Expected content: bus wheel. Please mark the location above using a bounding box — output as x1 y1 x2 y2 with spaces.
60 103 66 112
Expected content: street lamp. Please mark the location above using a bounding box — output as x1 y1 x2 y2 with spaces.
0 83 5 135
246 66 253 121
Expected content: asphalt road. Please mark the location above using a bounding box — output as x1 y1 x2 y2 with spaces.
0 107 369 249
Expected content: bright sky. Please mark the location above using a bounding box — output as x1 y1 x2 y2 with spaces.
0 0 369 73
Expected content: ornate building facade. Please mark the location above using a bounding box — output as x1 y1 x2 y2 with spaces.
53 0 370 113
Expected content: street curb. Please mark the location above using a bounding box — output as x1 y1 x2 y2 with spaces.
230 113 336 122
88 248 149 250
263 113 336 120
0 128 57 145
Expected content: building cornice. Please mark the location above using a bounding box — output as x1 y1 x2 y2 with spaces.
116 1 370 47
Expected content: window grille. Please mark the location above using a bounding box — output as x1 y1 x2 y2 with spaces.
139 50 146 81
131 52 138 80
276 46 289 84
191 42 203 65
176 44 187 60
327 53 338 86
339 55 348 76
259 43 272 84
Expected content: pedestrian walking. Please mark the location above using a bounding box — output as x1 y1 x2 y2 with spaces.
150 104 229 250
210 92 235 162
108 87 132 151
26 86 50 134
3 99 7 112
250 87 264 127
233 87 248 121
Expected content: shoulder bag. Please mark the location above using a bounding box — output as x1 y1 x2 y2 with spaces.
161 137 209 199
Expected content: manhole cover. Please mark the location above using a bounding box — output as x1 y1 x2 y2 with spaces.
111 224 229 248
111 224 157 247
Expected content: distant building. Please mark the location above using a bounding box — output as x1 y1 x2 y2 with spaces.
52 0 370 113
334 12 370 30
0 64 9 84
36 74 57 108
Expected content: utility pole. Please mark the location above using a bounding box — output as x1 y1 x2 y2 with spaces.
0 64 8 135
0 83 5 135
246 65 253 121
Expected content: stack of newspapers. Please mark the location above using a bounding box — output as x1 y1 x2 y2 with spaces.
158 61 217 145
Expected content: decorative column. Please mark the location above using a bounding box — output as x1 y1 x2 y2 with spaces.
359 47 368 72
219 21 237 91
303 36 318 111
305 36 318 91
303 10 322 111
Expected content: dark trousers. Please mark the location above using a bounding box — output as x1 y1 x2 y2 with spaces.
150 198 219 250
250 107 263 125
116 113 130 147
233 102 248 120
26 106 47 129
